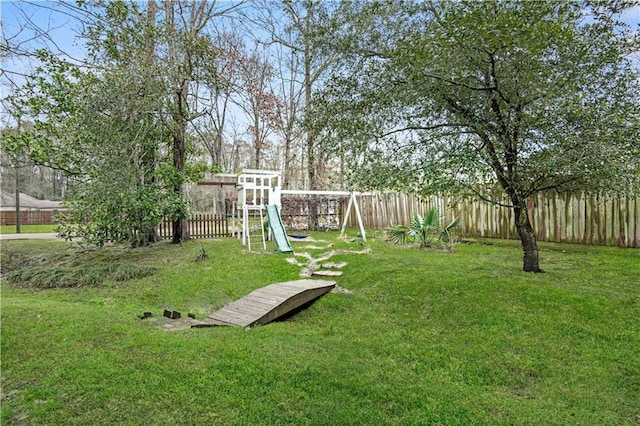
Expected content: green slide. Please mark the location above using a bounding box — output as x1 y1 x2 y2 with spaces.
265 205 293 253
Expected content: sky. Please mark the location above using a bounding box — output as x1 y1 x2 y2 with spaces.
2 0 638 61
1 0 639 122
620 4 640 26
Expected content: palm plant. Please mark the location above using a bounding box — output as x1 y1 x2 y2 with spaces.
386 208 461 247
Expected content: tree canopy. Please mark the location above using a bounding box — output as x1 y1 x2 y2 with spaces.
313 0 640 271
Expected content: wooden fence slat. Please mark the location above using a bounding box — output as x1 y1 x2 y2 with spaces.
0 210 63 226
620 195 628 247
631 197 640 248
346 192 639 248
156 214 230 240
585 193 593 245
4 192 638 247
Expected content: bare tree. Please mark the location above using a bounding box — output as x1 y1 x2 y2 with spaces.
232 45 282 169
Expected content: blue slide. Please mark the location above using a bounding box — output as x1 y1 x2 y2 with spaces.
265 205 293 254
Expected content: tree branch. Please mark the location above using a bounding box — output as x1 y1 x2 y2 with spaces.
379 123 464 138
468 186 514 208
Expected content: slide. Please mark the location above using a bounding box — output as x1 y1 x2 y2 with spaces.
265 205 293 254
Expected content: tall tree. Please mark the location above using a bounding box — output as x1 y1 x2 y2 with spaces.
154 0 242 242
233 46 282 169
196 31 244 170
316 0 640 271
2 0 245 246
245 1 357 229
244 1 350 189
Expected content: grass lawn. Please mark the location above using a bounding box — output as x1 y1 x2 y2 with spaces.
0 224 57 234
1 233 639 424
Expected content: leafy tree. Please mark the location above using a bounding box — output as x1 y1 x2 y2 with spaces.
3 45 181 247
2 0 240 247
2 3 166 246
316 0 640 272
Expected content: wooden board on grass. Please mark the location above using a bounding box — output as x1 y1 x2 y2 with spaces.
192 279 336 328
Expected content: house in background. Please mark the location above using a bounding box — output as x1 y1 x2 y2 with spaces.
0 192 64 225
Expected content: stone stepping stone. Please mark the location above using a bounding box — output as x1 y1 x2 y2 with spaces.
321 262 348 269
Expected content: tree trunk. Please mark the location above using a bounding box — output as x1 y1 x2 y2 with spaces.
172 217 188 244
254 146 261 169
15 168 21 234
172 110 190 244
513 203 543 273
307 141 320 230
145 227 157 245
171 128 189 244
215 132 223 168
283 134 292 189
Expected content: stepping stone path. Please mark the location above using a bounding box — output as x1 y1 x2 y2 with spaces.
286 245 371 286
321 262 348 269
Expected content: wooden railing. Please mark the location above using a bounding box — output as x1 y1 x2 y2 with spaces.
157 214 231 240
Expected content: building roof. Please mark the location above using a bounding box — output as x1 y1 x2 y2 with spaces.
0 192 63 210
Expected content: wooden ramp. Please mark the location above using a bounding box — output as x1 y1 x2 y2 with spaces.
192 279 336 328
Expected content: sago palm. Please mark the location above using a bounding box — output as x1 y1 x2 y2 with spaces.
386 208 460 247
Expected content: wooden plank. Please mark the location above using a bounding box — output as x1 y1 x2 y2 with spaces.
612 196 620 247
619 195 628 247
312 270 343 277
213 307 256 321
576 192 585 244
537 193 545 241
193 279 336 328
605 197 614 246
242 293 289 305
196 181 237 186
586 192 594 245
629 196 640 248
221 300 270 315
598 194 606 245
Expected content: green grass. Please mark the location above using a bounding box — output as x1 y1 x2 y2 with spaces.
0 224 57 234
1 241 157 288
1 234 639 425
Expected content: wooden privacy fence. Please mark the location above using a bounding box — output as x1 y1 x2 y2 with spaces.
348 192 640 248
157 213 231 240
0 210 63 226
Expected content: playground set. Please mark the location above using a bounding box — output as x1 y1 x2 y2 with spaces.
234 169 366 253
152 169 369 330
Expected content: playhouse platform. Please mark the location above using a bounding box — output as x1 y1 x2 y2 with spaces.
192 279 336 328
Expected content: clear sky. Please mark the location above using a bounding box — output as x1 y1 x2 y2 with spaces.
620 4 640 26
